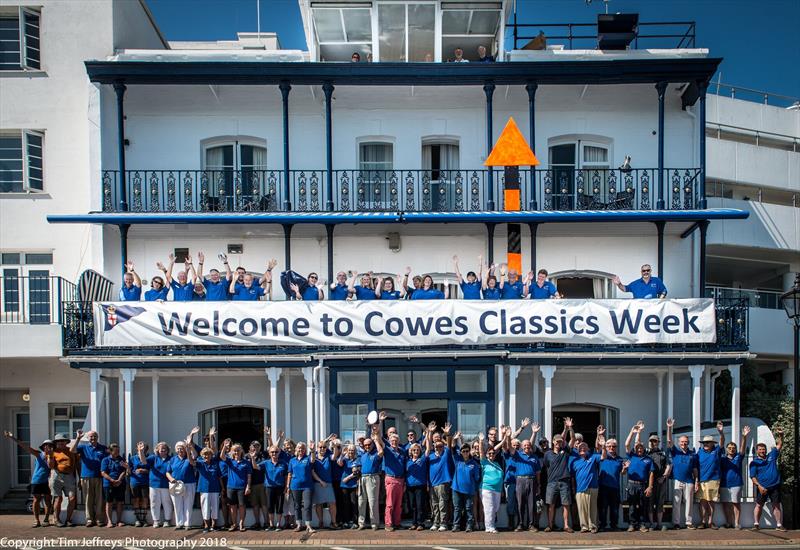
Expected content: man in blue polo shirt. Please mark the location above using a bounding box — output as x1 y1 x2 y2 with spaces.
613 264 667 299
624 422 655 533
499 267 525 299
428 424 454 531
696 421 725 529
119 261 142 301
69 429 109 527
527 269 560 299
231 271 270 301
357 433 382 530
196 251 233 301
454 255 483 300
570 438 606 534
598 437 624 531
329 271 354 300
504 427 542 532
375 432 406 531
750 429 786 531
666 417 699 529
161 254 197 302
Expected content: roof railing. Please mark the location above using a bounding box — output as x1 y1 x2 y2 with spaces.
509 20 696 51
709 82 800 109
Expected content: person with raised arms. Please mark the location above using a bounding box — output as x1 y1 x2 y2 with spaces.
220 440 252 532
749 428 786 531
349 270 377 301
70 429 108 527
477 431 504 534
160 254 197 301
194 429 221 533
410 274 447 300
196 251 233 301
128 442 150 527
428 422 454 531
405 424 433 531
166 433 197 530
286 440 316 533
543 418 575 533
231 259 274 301
454 255 483 299
312 435 340 529
375 274 405 300
623 421 655 532
450 431 481 533
100 443 128 528
337 444 361 529
4 431 53 527
120 261 142 301
665 417 699 529
720 425 750 529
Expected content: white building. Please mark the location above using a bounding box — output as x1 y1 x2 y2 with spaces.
1 0 797 526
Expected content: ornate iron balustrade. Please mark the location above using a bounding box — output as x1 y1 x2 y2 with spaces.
101 168 701 213
62 301 747 354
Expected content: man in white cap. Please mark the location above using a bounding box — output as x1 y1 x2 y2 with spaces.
696 421 725 529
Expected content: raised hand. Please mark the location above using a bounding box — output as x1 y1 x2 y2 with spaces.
76 429 84 438
409 415 419 424
563 417 573 429
198 251 205 263
520 417 531 428
597 425 606 436
742 425 751 437
597 435 606 446
716 421 724 434
278 430 285 440
666 417 674 428
185 254 193 264
156 261 166 272
125 261 135 272
208 426 216 438
634 420 645 432
2 430 13 439
218 252 228 262
190 426 200 436
427 421 437 432
443 422 452 435
453 255 459 263
379 411 388 422
531 422 541 434
404 266 412 276
264 426 270 435
453 431 462 441
478 432 485 442
612 275 621 285
137 441 146 451
268 258 278 270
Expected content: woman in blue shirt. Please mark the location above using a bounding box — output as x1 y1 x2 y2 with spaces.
478 432 504 534
4 432 53 527
287 440 317 533
375 275 404 300
144 276 169 301
451 435 481 532
312 438 339 529
720 426 749 529
337 444 361 529
254 445 288 531
220 442 252 532
144 442 173 527
194 440 221 533
100 443 128 527
166 440 196 530
482 265 501 300
405 433 432 530
129 442 150 527
410 275 446 300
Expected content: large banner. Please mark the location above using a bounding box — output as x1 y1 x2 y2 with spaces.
94 298 716 348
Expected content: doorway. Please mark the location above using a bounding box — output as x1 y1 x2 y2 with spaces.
376 399 448 438
556 277 595 299
199 406 268 448
552 404 619 449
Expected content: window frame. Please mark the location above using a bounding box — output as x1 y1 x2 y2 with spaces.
0 129 45 193
0 7 41 72
374 1 437 62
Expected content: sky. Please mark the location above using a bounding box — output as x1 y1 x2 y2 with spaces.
147 0 799 102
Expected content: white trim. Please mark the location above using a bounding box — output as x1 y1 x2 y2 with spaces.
688 365 704 447
496 364 505 427
151 373 159 444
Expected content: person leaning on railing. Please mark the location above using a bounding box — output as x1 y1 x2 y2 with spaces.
613 264 667 299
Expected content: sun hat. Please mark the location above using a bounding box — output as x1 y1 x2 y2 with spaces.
53 433 71 443
39 439 54 451
168 480 185 496
700 435 715 443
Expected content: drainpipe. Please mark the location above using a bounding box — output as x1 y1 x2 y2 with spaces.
313 360 323 441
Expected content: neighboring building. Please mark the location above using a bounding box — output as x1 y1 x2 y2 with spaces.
1 0 797 527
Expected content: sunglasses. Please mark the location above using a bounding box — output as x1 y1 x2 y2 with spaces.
642 269 651 273
309 276 318 280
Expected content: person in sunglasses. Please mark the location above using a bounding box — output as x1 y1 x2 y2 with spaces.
612 264 667 299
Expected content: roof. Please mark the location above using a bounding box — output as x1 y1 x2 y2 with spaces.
47 208 749 226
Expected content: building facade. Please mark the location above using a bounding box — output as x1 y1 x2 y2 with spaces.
1 0 797 526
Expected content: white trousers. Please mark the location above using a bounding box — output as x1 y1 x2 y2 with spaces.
481 489 501 531
149 487 173 523
672 481 695 527
200 492 219 521
170 482 196 527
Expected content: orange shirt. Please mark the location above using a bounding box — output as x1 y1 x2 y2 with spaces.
52 450 77 474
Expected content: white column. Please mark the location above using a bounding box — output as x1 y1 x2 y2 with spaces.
151 373 159 444
532 368 539 423
703 365 712 421
540 365 557 441
121 369 136 457
303 367 314 441
729 364 741 446
657 371 664 441
266 367 282 436
508 366 520 427
496 365 506 428
667 367 674 423
284 372 292 436
117 374 124 445
688 365 705 447
319 367 327 438
89 369 100 432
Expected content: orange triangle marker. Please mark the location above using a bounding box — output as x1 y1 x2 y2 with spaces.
483 117 540 167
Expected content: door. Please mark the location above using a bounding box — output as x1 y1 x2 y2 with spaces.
552 409 602 449
422 142 460 211
13 410 31 487
358 142 393 210
205 407 268 449
204 142 267 210
549 143 576 209
28 269 50 324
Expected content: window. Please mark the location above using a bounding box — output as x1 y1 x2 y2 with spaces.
1 252 53 323
548 138 612 208
0 7 40 71
358 141 393 208
202 138 266 209
456 402 486 440
339 403 369 444
313 6 372 62
455 370 487 392
413 371 447 393
441 4 501 61
0 130 44 192
377 3 435 62
50 404 88 439
337 371 369 394
422 140 460 210
377 371 411 393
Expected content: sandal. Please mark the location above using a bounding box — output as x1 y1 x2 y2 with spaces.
32 522 41 528
239 525 246 532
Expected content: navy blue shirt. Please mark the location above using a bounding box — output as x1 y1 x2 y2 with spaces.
76 443 108 478
232 283 264 301
669 445 698 484
410 288 445 300
119 285 141 301
203 279 229 301
129 454 149 487
313 451 333 483
482 286 501 300
359 448 382 475
224 457 252 490
508 450 541 478
329 283 349 300
626 453 655 482
500 280 524 299
460 280 482 300
289 455 313 490
599 455 624 488
429 448 453 486
570 454 601 492
147 454 171 489
721 453 744 488
260 460 287 488
452 454 480 495
380 290 402 300
529 280 557 300
626 276 667 299
196 458 222 493
381 446 407 478
145 287 169 301
170 280 195 301
749 448 781 489
301 286 321 301
406 455 428 487
338 457 360 489
101 455 126 488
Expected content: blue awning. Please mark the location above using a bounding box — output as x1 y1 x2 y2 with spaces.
47 208 748 226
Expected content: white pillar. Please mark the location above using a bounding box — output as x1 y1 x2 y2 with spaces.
540 365 557 441
284 372 292 436
303 367 314 441
689 365 705 448
667 367 674 423
266 367 282 437
508 365 520 428
532 368 539 423
703 365 712 421
729 364 741 446
657 371 664 441
151 373 159 444
89 369 100 432
319 367 327 438
117 374 124 445
121 369 136 457
496 365 506 428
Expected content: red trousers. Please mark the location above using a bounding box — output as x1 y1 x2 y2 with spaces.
384 476 405 527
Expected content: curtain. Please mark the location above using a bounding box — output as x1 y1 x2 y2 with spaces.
583 145 608 164
421 144 432 170
442 143 459 170
204 145 228 170
592 277 604 299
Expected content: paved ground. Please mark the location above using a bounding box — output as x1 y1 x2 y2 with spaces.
0 515 798 549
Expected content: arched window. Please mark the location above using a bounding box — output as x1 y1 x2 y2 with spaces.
201 136 267 209
357 138 394 209
548 269 614 299
422 137 460 210
548 135 613 209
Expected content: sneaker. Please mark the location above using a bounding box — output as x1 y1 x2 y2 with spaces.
750 525 760 531
55 521 64 528
776 526 788 532
134 521 142 527
465 526 473 533
358 525 366 531
530 526 539 532
514 526 523 532
564 526 574 533
306 526 316 534
710 524 719 530
590 527 598 534
544 526 552 532
386 526 394 532
687 524 696 530
430 524 438 531
416 525 424 531
627 525 635 532
640 525 649 532
451 526 460 532
371 525 378 531
580 528 589 533
86 521 94 528
438 526 447 532
661 524 668 531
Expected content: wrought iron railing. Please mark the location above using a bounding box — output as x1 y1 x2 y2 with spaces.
0 275 77 325
706 286 783 310
62 301 747 353
101 168 701 213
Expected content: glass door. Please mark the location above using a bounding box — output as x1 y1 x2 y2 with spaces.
28 269 50 324
338 403 369 445
549 143 576 209
14 410 31 487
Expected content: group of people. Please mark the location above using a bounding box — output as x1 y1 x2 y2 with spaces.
4 413 785 534
119 252 667 303
350 46 494 64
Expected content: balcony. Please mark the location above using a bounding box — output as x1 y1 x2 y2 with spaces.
61 300 747 356
100 167 701 214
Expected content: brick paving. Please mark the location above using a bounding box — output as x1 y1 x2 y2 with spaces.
1 515 799 547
